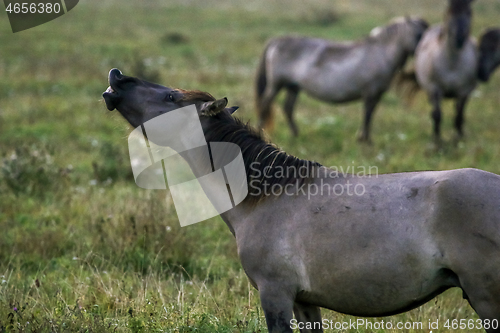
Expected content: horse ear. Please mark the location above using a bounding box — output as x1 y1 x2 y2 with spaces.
227 106 239 115
200 98 228 116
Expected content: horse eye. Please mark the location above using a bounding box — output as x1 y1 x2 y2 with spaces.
167 94 175 102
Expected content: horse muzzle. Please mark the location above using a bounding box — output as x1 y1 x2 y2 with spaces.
102 68 123 111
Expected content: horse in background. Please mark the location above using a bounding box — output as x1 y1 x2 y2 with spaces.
255 17 428 143
478 28 500 82
414 0 477 142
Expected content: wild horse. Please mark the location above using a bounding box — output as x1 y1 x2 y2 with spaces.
104 69 500 333
414 0 477 141
255 16 428 142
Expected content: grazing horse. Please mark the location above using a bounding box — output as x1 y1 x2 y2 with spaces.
414 0 477 141
103 69 500 333
255 17 428 142
478 28 500 82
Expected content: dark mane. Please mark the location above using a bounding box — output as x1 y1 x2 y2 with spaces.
204 112 322 203
478 28 500 81
448 0 472 15
367 22 402 43
176 89 216 102
366 17 427 44
479 29 500 53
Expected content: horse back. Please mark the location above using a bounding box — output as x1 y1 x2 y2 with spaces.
266 36 362 74
265 36 390 102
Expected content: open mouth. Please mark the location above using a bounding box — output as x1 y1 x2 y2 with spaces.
102 69 122 111
105 86 115 94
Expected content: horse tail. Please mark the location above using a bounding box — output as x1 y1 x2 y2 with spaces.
256 45 268 104
394 69 421 105
255 42 274 130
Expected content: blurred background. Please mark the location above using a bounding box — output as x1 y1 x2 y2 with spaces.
0 0 499 331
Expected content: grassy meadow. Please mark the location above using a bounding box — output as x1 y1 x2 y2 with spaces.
0 0 500 331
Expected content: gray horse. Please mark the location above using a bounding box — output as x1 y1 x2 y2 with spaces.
255 17 428 142
478 28 500 82
414 0 477 141
103 69 500 333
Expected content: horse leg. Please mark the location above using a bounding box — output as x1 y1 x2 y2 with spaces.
429 90 443 142
258 83 282 133
460 282 500 332
259 287 294 333
358 93 382 143
283 85 300 137
293 302 323 333
454 95 469 140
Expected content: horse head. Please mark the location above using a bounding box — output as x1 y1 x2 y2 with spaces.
403 16 429 54
103 68 237 129
446 0 475 49
478 28 500 82
371 17 428 56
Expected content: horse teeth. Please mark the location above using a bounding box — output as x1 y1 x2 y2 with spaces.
106 86 115 94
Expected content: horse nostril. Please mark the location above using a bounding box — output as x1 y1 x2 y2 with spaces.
109 68 123 81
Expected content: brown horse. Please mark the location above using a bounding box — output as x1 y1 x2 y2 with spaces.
104 69 500 333
414 0 477 141
255 17 428 142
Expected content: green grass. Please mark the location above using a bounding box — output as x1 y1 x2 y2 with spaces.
0 0 499 331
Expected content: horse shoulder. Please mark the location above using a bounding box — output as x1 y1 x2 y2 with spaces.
235 207 310 290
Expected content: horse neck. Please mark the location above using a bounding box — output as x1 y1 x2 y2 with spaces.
443 9 472 56
199 114 321 235
445 26 462 50
441 30 466 64
172 146 241 235
377 34 411 71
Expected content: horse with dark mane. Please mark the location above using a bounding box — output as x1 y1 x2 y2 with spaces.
255 17 428 142
104 69 500 333
478 28 500 82
414 0 477 141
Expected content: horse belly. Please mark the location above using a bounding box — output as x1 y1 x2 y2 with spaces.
300 67 374 102
291 174 455 316
302 259 450 316
299 223 446 315
302 79 362 103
